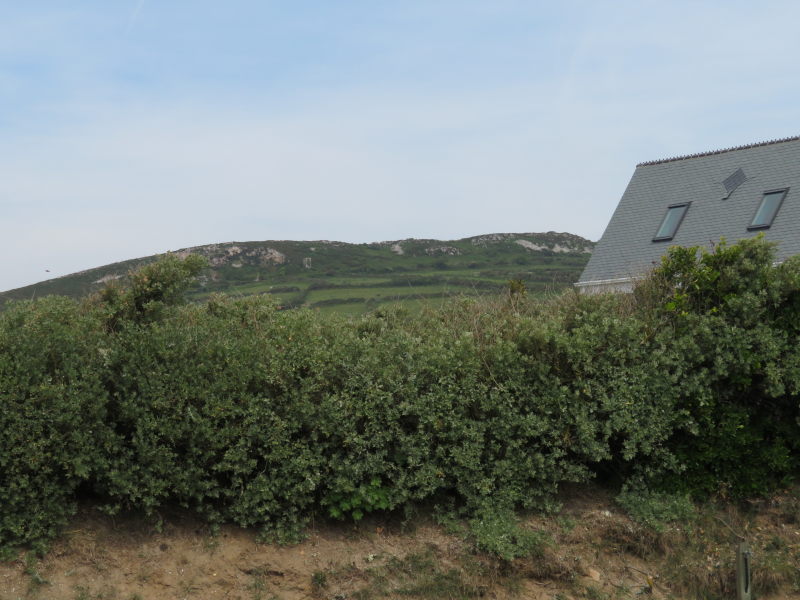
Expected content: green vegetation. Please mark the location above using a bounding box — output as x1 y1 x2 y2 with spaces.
1 235 799 568
0 232 592 315
467 508 548 561
634 236 800 497
615 489 696 533
315 548 498 600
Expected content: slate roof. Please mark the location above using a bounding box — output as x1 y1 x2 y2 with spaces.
578 136 800 285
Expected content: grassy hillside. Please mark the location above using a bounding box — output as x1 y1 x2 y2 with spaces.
0 232 593 314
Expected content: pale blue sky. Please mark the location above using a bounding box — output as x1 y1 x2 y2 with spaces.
2 1 800 291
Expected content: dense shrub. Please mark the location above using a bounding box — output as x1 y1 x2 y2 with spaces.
91 253 206 329
637 236 800 497
1 237 799 551
0 297 111 548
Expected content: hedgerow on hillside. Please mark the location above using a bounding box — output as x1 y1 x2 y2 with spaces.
1 236 799 551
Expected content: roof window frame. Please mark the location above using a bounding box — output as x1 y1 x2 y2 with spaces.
653 202 691 242
748 188 788 230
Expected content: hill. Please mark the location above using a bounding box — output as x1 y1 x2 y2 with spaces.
0 232 593 314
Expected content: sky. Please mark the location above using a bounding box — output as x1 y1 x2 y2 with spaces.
2 1 800 292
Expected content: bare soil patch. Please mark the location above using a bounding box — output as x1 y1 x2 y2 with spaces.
2 485 799 600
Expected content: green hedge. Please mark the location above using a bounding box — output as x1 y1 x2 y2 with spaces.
636 237 800 496
0 297 111 546
1 239 799 549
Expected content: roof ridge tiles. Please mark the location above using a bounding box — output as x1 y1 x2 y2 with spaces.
637 135 800 167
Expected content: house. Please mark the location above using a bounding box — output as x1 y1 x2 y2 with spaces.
576 135 800 293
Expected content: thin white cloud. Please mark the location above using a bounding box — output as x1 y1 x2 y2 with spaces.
127 0 146 32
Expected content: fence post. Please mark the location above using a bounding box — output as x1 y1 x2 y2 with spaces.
736 542 751 600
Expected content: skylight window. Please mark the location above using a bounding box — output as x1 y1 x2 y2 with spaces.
749 189 788 230
653 203 690 241
722 167 746 198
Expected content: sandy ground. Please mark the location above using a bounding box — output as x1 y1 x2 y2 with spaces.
2 515 478 600
1 485 798 600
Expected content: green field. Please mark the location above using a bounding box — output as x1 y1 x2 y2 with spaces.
0 232 593 315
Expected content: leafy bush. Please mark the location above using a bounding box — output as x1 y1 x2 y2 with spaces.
0 297 111 548
616 488 696 533
326 477 391 521
96 294 335 540
468 507 548 561
1 238 799 551
638 236 800 497
92 253 206 329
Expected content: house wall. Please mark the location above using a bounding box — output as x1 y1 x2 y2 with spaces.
574 278 634 295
